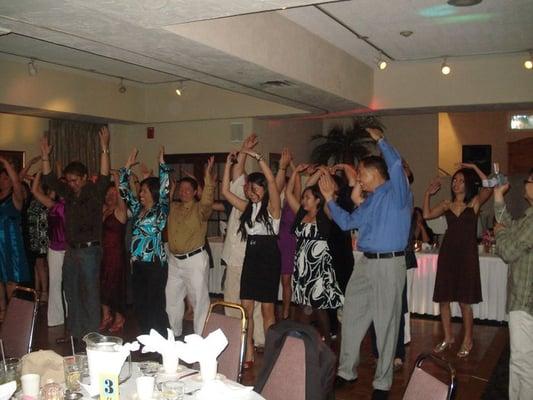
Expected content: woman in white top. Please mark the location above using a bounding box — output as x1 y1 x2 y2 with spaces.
222 149 281 368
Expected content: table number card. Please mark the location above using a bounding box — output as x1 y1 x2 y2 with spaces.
99 373 119 400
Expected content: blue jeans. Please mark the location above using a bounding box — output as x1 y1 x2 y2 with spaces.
63 246 102 338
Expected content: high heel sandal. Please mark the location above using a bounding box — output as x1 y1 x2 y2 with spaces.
433 340 454 353
98 315 113 331
109 316 125 333
457 343 473 358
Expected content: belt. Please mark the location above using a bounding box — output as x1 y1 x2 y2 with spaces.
174 246 206 260
364 251 405 259
69 240 100 249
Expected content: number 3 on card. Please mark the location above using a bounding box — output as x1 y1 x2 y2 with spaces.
99 373 119 400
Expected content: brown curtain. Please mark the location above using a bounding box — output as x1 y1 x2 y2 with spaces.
48 120 104 176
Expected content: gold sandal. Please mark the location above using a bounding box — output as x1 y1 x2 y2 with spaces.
457 343 473 358
433 340 454 353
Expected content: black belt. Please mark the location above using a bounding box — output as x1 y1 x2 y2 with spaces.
364 251 405 259
69 240 100 249
174 246 206 260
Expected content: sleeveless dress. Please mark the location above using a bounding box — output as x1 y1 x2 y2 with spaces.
277 202 297 275
293 222 343 309
100 213 127 312
0 194 30 283
433 208 482 304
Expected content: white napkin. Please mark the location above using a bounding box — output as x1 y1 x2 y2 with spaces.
196 379 254 400
178 329 228 364
137 329 185 374
0 381 16 400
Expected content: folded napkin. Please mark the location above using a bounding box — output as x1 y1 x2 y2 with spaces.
179 329 228 364
0 381 16 400
21 350 64 384
196 379 255 400
137 329 185 373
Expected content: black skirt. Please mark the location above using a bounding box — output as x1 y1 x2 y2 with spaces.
240 235 281 303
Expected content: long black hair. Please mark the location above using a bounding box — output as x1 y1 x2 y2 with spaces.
238 172 274 239
451 168 478 204
292 184 331 237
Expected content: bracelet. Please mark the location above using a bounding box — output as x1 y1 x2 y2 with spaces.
254 153 264 162
101 149 110 154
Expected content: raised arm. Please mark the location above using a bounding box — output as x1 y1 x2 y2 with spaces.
118 148 141 215
275 148 292 193
19 156 41 181
30 172 55 209
423 177 449 219
319 172 362 230
158 146 170 211
199 156 216 220
99 126 110 176
222 151 248 212
332 163 358 187
286 165 306 213
110 170 128 224
233 133 258 180
244 149 281 219
459 163 492 210
0 157 24 210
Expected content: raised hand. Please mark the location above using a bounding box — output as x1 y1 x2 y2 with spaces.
99 126 111 149
29 156 41 166
125 148 139 169
426 177 441 196
40 136 53 157
279 148 292 170
242 133 258 151
351 182 365 206
158 146 165 164
205 156 216 183
318 172 336 202
334 163 358 186
295 163 309 174
366 127 384 142
226 151 238 165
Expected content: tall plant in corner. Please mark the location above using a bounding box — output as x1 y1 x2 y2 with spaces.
310 116 384 165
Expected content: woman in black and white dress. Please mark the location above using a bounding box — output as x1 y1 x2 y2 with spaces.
222 149 281 368
285 165 343 343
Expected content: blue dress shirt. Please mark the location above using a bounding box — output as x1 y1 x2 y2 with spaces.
327 138 413 253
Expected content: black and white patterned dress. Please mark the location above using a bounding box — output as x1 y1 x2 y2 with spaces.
292 222 343 309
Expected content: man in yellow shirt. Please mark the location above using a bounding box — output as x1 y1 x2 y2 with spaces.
166 157 215 336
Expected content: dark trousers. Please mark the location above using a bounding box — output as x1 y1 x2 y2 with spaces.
132 260 170 336
63 246 102 338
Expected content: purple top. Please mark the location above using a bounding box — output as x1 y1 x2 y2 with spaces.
278 202 297 275
48 199 66 251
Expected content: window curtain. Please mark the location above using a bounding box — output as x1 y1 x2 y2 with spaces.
48 120 104 176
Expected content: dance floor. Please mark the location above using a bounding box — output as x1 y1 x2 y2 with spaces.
32 304 508 400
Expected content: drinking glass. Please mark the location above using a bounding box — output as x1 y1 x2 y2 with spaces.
0 358 21 390
63 355 83 391
160 380 184 400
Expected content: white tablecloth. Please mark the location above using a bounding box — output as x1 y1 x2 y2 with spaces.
82 363 264 400
408 252 508 321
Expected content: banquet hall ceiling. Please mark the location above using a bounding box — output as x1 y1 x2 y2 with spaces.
0 0 531 115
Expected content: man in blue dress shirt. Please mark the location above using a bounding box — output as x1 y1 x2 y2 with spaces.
319 128 412 399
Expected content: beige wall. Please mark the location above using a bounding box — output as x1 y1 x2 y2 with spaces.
439 110 533 175
373 54 533 110
0 113 49 161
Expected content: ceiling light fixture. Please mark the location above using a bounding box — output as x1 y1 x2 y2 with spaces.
524 51 533 70
447 0 482 6
441 58 451 75
175 81 184 96
400 30 413 37
118 78 126 94
377 54 387 70
27 59 38 76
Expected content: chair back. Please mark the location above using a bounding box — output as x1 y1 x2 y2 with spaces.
0 287 38 358
260 335 306 400
201 300 247 383
403 353 456 400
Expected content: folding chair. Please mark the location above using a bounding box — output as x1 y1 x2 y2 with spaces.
201 300 247 383
0 286 39 358
403 353 457 400
260 335 306 400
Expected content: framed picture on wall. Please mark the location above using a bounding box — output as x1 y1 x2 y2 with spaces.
0 150 25 172
508 112 533 132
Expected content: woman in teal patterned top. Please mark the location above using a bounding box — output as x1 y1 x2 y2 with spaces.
118 146 171 335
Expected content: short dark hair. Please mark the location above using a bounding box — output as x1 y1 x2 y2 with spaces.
178 177 198 191
63 161 88 177
360 156 390 180
141 176 160 205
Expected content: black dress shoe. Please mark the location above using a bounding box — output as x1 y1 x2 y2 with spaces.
334 376 356 389
371 389 389 400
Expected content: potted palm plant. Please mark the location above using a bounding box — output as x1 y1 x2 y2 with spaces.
310 116 384 165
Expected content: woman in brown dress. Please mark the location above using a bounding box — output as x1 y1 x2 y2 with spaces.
99 174 128 333
423 163 492 358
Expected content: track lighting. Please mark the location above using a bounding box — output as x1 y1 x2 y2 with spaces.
377 54 387 70
525 51 533 70
27 59 38 76
441 58 451 75
118 78 126 94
